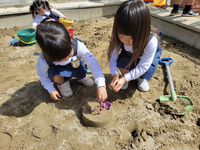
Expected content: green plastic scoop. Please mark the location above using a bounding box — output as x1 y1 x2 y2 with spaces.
159 57 193 115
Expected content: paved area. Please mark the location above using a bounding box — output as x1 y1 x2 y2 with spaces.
149 5 200 49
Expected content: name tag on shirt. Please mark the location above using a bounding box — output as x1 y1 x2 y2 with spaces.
71 59 81 68
53 56 79 66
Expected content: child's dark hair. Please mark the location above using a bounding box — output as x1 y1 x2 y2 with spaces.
108 0 160 68
36 21 72 62
29 0 52 18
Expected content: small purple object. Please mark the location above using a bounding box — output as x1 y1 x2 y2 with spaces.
94 101 111 115
100 101 111 109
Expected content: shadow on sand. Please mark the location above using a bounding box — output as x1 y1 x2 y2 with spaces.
0 74 137 127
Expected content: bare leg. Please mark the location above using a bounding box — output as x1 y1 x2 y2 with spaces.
171 0 198 16
174 0 183 5
182 0 198 16
173 0 195 6
170 0 183 16
186 0 195 5
53 75 65 84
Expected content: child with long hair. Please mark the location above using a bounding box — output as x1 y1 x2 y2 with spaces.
30 0 67 28
108 0 162 92
36 21 107 103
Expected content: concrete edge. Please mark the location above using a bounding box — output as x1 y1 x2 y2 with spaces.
0 2 122 30
151 13 200 33
148 5 200 33
148 5 200 50
0 1 123 16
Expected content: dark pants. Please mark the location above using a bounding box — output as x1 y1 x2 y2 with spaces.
48 59 87 82
117 43 162 81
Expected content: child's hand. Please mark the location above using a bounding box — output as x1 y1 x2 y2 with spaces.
32 25 36 29
112 76 126 92
97 86 107 103
109 74 119 90
50 91 61 101
46 18 56 22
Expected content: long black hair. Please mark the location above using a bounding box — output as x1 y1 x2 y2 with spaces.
108 0 160 68
36 21 72 62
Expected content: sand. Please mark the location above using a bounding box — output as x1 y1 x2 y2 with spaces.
0 16 200 150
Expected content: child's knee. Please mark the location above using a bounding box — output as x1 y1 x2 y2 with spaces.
53 75 65 84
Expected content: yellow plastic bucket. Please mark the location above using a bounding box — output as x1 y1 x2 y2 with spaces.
59 18 74 29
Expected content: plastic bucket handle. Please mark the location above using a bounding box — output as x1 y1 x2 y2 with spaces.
159 57 173 66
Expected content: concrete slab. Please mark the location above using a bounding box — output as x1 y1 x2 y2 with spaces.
149 5 200 50
0 1 122 16
0 1 123 29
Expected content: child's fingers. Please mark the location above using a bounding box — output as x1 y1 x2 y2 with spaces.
56 93 61 98
53 93 61 101
46 19 55 22
113 84 122 92
97 95 106 103
102 93 108 102
109 78 118 90
112 78 118 85
109 83 115 90
96 87 107 103
113 87 120 92
53 96 60 101
96 94 102 103
108 84 113 90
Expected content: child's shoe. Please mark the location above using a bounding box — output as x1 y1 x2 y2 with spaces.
181 11 199 17
137 78 149 92
121 82 129 90
170 10 183 16
57 81 73 97
76 75 94 86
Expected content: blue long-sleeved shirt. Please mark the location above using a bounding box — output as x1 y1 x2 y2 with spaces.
37 40 106 94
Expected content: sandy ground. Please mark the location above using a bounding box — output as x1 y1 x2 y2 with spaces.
0 16 200 150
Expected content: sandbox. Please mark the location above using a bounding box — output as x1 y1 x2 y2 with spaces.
0 2 200 150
